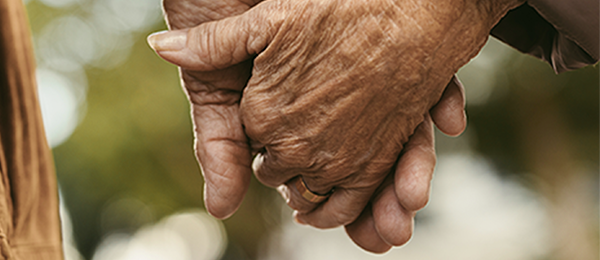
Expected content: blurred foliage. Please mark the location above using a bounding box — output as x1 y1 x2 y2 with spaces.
466 53 598 176
53 38 200 257
26 1 281 259
463 46 598 260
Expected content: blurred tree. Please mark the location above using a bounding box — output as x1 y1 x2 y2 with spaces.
467 53 598 260
26 1 281 259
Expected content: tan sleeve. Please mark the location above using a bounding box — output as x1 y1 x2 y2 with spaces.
0 0 64 259
491 1 599 73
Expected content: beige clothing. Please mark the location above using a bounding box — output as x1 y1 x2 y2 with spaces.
0 0 64 259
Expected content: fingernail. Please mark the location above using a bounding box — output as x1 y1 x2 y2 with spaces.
293 211 306 225
277 185 291 203
147 30 187 52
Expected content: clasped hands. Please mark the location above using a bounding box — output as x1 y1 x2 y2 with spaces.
149 0 523 253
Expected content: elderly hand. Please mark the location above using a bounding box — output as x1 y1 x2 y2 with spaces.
160 0 259 220
151 0 517 252
344 77 466 253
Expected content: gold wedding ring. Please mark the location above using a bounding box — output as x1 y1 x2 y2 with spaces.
295 176 334 203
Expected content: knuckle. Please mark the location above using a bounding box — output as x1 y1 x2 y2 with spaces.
329 208 360 227
287 198 313 214
252 154 281 187
267 140 325 171
239 100 278 142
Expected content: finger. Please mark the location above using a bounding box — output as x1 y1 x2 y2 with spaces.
430 75 466 137
295 186 375 228
344 205 392 254
372 182 415 246
148 1 283 71
194 103 253 219
394 114 436 212
276 176 329 214
252 151 297 188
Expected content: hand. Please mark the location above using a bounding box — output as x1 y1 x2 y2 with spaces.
160 0 261 219
157 2 468 253
345 76 466 253
156 0 469 223
151 0 521 226
156 0 470 253
159 2 467 251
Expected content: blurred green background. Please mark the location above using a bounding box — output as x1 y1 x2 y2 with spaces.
24 0 598 260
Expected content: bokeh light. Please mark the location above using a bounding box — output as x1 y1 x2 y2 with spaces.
36 68 82 147
33 0 163 148
91 211 227 260
37 0 80 8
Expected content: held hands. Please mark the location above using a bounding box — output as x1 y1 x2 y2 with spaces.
151 0 521 253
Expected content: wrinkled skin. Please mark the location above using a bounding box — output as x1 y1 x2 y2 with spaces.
161 0 258 220
156 0 521 253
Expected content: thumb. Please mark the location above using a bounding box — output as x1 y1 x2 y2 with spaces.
147 3 281 71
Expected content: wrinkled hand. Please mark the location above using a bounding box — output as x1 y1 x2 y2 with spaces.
344 76 465 252
160 0 259 220
153 0 520 253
